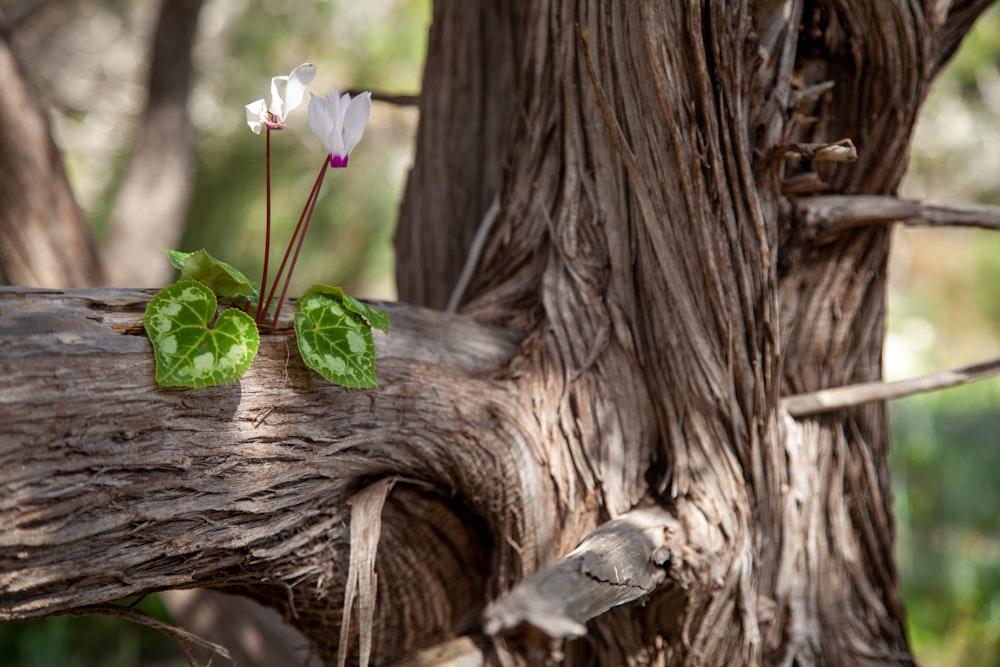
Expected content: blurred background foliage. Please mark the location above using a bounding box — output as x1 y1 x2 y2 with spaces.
0 0 997 665
891 4 1000 665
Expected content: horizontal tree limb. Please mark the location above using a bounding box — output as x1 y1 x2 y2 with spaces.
793 194 1000 241
782 356 1000 417
0 286 527 663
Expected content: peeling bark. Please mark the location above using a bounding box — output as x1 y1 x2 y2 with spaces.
0 287 522 663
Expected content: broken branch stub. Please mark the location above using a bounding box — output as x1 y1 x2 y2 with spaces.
482 506 676 657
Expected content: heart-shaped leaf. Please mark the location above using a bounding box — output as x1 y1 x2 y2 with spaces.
163 248 257 301
144 280 259 388
300 284 389 333
294 287 388 388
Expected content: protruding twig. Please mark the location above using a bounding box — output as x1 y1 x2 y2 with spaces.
781 138 857 163
782 357 1000 417
70 603 232 667
794 194 1000 241
781 172 828 195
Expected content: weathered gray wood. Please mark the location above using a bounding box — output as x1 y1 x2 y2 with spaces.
783 357 1000 417
793 194 1000 241
0 287 524 662
483 506 676 648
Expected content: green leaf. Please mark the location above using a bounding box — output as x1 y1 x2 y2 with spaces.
300 284 389 333
294 287 387 388
144 280 259 388
162 248 257 300
163 248 191 271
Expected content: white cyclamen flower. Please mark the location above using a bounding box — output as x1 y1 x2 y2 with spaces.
245 63 317 134
308 88 372 167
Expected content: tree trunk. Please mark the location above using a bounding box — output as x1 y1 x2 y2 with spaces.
0 1 993 666
0 30 103 287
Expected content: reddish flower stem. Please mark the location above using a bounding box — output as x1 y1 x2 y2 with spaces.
254 128 273 324
262 158 329 332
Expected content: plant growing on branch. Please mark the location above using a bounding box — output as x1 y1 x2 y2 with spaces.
144 64 387 389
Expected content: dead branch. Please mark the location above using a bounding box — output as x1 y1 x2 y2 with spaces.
482 506 676 660
780 138 858 163
793 194 1000 241
69 603 232 667
782 356 1000 417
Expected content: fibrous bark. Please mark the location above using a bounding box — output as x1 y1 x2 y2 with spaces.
1 1 995 666
0 287 523 663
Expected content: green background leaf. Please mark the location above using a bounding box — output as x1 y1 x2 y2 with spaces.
294 290 379 388
144 280 259 388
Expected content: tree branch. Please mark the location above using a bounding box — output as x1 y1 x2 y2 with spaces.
793 194 1000 242
481 506 676 660
0 287 523 664
70 602 232 666
782 356 1000 417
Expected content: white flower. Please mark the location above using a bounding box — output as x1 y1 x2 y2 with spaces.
245 63 317 134
308 88 372 167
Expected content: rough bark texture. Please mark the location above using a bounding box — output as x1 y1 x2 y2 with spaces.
0 1 994 666
0 287 522 664
396 1 520 309
0 30 103 287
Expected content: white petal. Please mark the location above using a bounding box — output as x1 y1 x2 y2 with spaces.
341 91 372 155
270 75 289 119
245 99 266 134
283 63 316 114
329 126 347 157
308 92 334 152
325 87 343 127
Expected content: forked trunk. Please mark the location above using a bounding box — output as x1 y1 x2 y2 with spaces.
0 1 993 666
395 1 989 664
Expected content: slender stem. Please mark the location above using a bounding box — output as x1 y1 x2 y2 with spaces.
261 158 329 331
260 158 327 320
269 159 329 332
255 128 273 324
